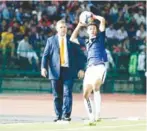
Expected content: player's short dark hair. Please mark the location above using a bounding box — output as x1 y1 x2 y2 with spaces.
87 20 99 30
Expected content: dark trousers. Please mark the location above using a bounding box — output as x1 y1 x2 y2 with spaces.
51 67 73 119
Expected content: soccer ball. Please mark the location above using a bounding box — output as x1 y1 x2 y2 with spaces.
79 11 93 24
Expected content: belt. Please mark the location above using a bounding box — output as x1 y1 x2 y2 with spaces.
87 62 105 68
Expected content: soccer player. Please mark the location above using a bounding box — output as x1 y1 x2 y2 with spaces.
70 12 107 124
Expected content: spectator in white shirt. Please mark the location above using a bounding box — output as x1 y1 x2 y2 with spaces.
109 3 119 23
17 35 31 71
116 26 128 41
17 35 39 71
106 24 117 50
17 36 31 57
106 24 116 39
137 45 146 72
136 24 146 41
137 45 146 93
133 10 145 26
110 3 118 15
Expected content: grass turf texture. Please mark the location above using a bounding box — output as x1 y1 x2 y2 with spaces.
0 120 146 131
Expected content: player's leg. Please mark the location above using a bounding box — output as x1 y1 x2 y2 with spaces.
93 79 102 121
83 84 94 122
83 68 95 125
92 65 107 121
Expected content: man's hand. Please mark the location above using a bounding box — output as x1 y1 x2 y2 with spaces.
41 68 47 78
78 70 85 79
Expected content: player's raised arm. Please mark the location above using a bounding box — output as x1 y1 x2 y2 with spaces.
70 11 91 44
92 14 106 32
70 22 85 45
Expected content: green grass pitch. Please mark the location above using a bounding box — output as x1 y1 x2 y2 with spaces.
0 120 146 131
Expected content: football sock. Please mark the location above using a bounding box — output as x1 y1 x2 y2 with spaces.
84 97 94 121
94 90 101 120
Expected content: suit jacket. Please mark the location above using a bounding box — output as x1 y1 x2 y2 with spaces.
41 34 86 80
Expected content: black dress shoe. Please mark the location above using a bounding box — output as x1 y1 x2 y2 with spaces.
53 117 61 122
62 117 71 121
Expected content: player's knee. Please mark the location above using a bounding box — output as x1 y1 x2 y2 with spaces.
93 79 102 91
83 91 89 99
83 84 92 99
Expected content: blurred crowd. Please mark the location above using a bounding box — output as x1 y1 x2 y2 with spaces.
0 1 146 80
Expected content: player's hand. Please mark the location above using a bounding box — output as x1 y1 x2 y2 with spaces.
87 11 94 18
41 68 47 78
78 22 87 27
78 70 85 79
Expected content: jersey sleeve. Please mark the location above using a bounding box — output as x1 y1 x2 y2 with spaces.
99 31 107 62
77 37 86 46
99 31 105 45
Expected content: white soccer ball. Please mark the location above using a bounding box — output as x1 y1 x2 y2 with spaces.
79 11 93 24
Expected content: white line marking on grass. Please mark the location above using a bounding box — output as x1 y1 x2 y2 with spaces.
52 124 146 131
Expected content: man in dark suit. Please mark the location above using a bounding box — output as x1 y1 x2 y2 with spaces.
41 19 86 122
